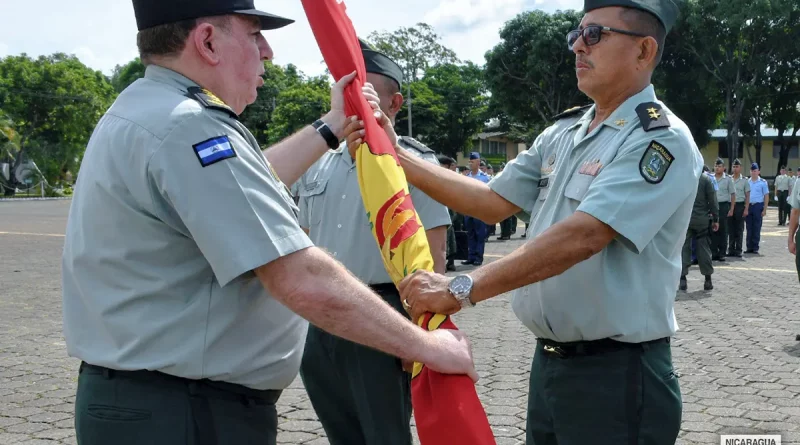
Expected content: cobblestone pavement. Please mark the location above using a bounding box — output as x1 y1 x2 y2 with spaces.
1 200 799 445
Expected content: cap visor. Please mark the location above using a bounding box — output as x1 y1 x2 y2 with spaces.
235 9 294 30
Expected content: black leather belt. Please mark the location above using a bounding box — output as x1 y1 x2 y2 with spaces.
537 337 670 358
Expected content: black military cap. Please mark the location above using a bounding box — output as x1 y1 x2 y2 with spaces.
132 0 294 31
702 165 710 173
732 159 741 166
715 158 724 166
359 39 404 89
584 0 681 32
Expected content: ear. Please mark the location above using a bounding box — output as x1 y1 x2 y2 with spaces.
191 22 222 66
638 36 659 66
390 93 404 116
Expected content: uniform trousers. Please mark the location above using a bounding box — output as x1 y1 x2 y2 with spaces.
465 216 487 264
526 338 681 445
683 221 713 277
795 230 800 283
746 202 765 252
75 362 281 445
728 202 746 255
778 190 789 225
711 202 731 258
500 217 514 238
300 284 412 445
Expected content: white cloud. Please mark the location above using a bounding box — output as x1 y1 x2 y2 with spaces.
425 0 525 30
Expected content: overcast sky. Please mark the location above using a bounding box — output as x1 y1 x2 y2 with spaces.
0 0 583 77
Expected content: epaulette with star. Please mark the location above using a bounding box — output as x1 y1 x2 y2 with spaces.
399 136 434 154
551 104 592 121
187 86 238 119
636 102 670 131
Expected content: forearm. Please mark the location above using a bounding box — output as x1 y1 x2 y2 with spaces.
426 226 447 274
397 149 518 224
256 247 432 363
468 211 614 304
745 193 750 207
263 112 345 187
790 209 799 242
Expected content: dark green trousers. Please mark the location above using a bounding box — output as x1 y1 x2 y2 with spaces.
74 362 281 445
500 217 514 238
526 338 681 445
795 230 800 283
300 285 412 445
683 222 713 277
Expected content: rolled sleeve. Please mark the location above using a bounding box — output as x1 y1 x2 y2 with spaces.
577 129 699 254
488 134 545 221
148 113 313 287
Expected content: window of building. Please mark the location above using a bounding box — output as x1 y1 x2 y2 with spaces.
772 143 799 159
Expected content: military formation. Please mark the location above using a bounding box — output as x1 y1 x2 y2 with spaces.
55 0 798 444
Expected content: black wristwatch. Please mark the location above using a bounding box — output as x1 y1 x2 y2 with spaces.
312 119 339 149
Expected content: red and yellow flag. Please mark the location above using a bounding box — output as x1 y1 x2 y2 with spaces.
300 2 495 444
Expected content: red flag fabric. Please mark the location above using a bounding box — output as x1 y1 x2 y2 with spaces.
300 2 495 444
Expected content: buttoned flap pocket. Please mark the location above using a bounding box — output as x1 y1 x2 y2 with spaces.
298 179 329 225
564 173 594 202
537 177 552 201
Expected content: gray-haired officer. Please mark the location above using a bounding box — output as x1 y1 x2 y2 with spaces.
61 3 476 444
347 0 701 443
293 40 452 445
680 169 719 291
776 166 791 226
728 158 751 257
712 157 735 261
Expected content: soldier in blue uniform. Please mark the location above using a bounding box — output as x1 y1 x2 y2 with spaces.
463 152 491 265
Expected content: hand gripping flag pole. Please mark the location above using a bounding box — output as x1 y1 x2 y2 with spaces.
300 1 495 444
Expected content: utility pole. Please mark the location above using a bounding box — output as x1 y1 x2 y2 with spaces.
407 79 413 138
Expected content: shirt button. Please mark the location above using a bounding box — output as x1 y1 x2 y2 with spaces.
338 224 342 229
342 195 346 199
333 252 338 257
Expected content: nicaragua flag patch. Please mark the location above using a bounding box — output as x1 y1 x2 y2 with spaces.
193 136 236 167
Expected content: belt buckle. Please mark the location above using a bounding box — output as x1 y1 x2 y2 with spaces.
543 344 566 358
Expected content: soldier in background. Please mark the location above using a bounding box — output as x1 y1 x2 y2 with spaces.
728 159 751 257
680 170 719 291
712 158 735 262
775 166 791 226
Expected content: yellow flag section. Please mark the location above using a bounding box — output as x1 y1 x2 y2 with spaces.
355 141 434 286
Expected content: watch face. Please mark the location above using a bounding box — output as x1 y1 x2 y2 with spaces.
450 275 472 295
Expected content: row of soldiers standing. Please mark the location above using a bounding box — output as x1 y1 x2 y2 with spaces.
683 157 785 291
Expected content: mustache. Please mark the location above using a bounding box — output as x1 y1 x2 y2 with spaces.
576 57 594 68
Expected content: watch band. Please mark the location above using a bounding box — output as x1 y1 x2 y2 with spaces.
312 119 339 149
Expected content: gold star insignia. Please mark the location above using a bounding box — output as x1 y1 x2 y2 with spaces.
647 107 660 120
615 119 626 126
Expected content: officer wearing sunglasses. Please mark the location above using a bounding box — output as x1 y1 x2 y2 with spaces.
355 0 702 444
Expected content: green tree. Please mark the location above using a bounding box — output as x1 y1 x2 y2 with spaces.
413 63 488 158
110 58 146 93
484 10 586 133
654 9 723 150
394 81 447 143
240 62 307 144
680 0 787 165
0 53 116 189
265 75 330 145
367 23 459 137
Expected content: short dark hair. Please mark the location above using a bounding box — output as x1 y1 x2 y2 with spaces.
437 155 455 166
618 7 666 66
136 16 231 65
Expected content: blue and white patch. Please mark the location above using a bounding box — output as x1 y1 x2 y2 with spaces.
193 136 236 167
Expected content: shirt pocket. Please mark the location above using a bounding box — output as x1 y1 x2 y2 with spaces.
298 179 329 226
564 173 594 203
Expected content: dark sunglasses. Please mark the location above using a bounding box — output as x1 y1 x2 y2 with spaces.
566 25 649 50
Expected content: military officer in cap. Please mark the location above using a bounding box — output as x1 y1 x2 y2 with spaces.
746 162 769 253
728 158 751 257
776 166 791 226
292 40 452 445
680 168 719 291
463 152 491 265
712 157 736 261
347 0 699 442
61 2 476 444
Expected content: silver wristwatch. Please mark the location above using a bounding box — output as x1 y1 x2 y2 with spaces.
448 275 475 309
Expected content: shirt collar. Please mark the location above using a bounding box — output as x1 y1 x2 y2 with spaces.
144 64 201 94
566 84 657 133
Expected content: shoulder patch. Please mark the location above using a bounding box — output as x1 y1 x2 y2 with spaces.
187 87 238 119
399 136 434 154
639 140 674 184
635 102 670 132
551 104 591 121
193 135 237 167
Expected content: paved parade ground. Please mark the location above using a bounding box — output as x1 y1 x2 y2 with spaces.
1 199 800 445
